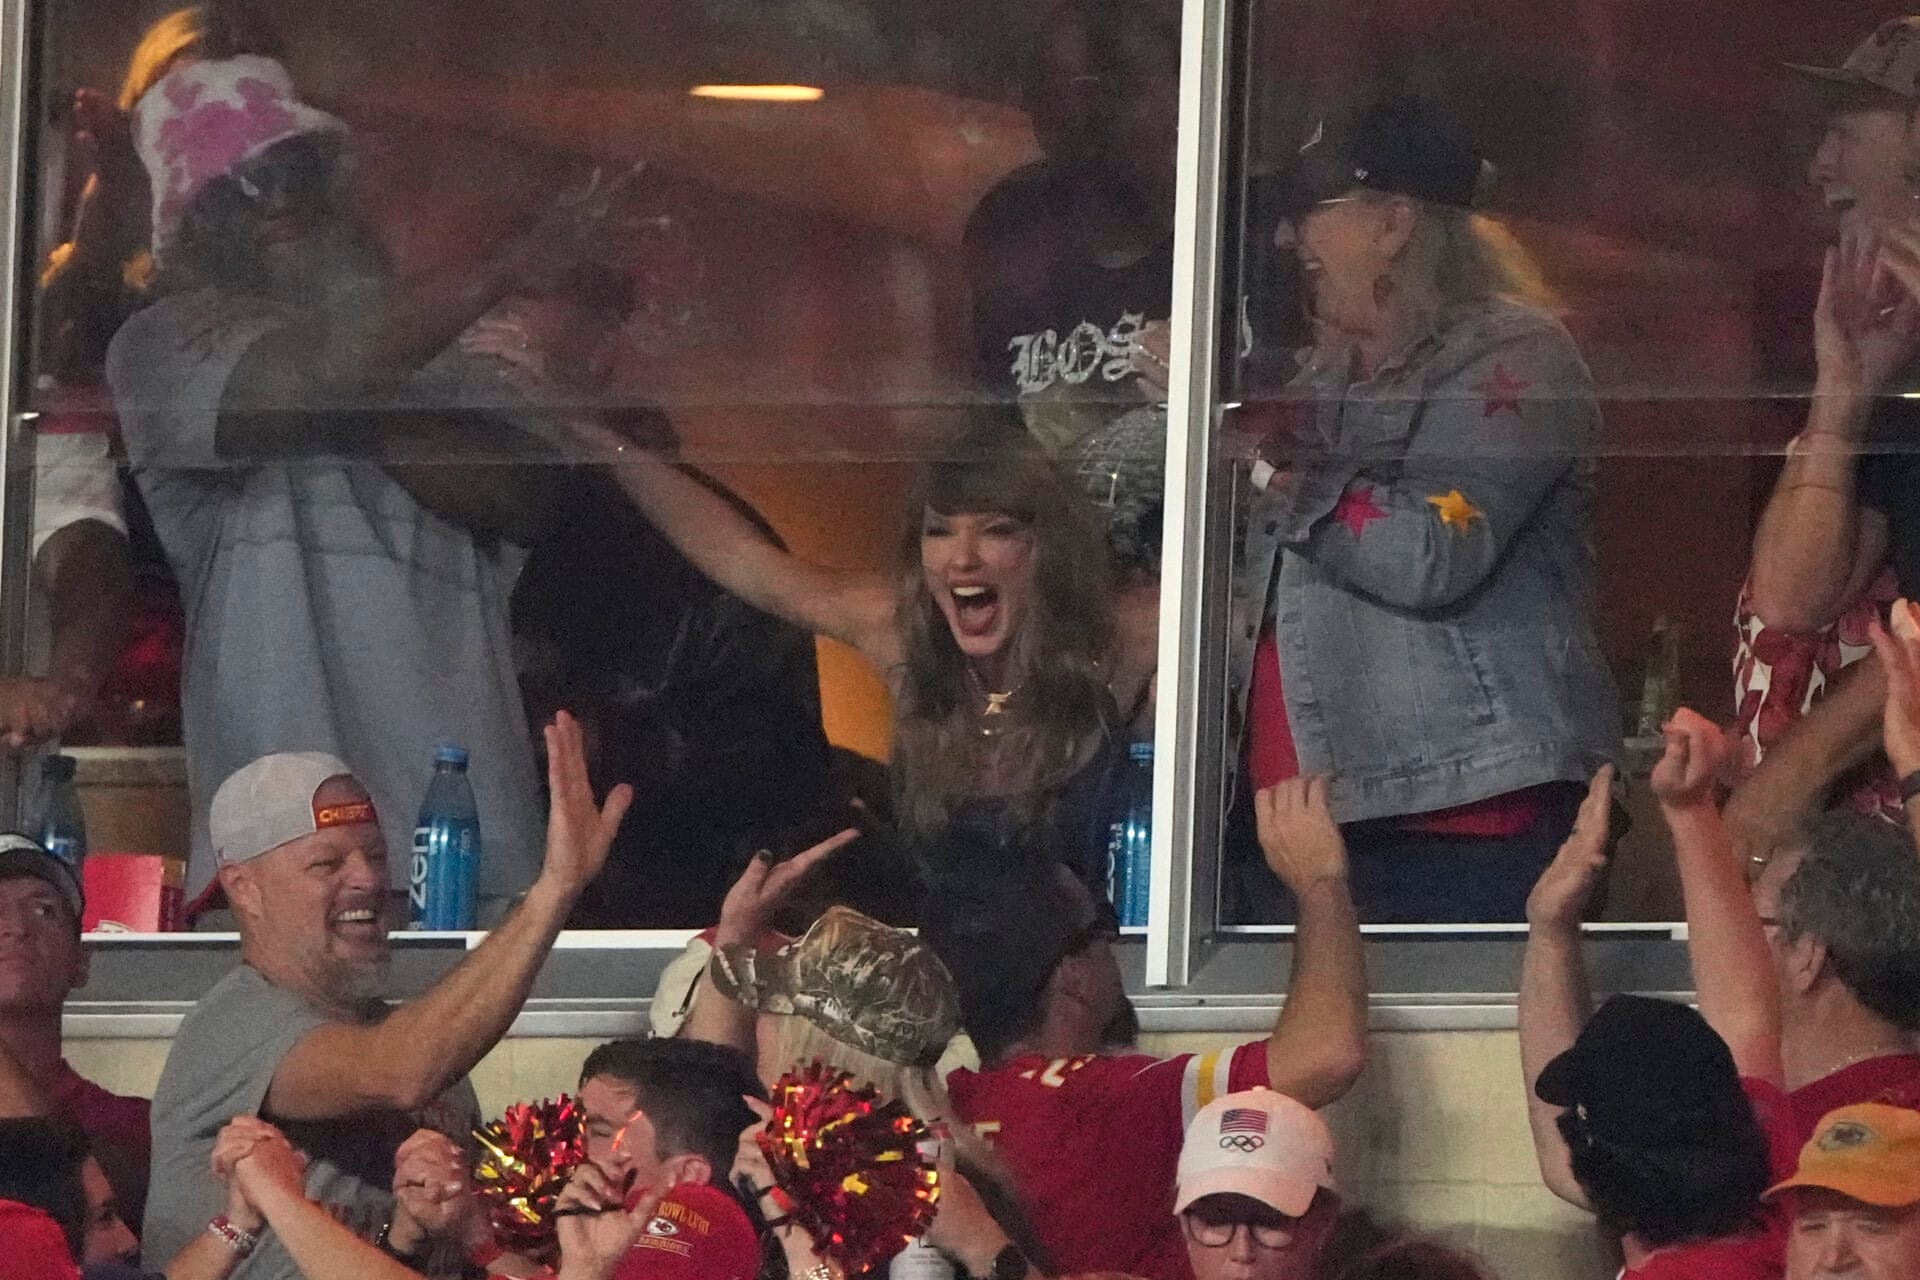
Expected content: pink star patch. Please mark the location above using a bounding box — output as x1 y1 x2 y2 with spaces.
1473 362 1531 418
1333 484 1388 537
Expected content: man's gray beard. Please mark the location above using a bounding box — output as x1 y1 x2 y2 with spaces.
319 951 392 1007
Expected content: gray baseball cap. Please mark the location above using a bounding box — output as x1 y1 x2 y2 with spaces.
0 834 83 922
208 752 377 866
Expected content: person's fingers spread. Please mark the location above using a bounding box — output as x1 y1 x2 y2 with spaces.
597 784 635 840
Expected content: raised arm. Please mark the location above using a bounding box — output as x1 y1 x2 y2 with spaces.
1651 711 1782 1086
259 712 631 1120
679 831 857 1054
570 424 897 665
0 518 134 750
1250 777 1368 1108
1518 767 1611 1210
1750 239 1909 631
218 182 615 415
1870 599 1920 832
1724 653 1888 866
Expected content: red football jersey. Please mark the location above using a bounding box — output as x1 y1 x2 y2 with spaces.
947 1044 1268 1280
1789 1054 1920 1141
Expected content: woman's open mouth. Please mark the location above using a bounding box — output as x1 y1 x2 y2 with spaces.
950 584 1002 638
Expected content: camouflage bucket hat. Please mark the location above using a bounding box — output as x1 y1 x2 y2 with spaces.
709 906 961 1067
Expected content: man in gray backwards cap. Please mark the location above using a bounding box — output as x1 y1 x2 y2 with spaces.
141 714 629 1278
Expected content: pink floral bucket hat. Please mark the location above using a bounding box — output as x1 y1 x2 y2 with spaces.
132 54 346 257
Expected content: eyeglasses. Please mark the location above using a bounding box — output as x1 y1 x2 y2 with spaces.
1183 1214 1295 1250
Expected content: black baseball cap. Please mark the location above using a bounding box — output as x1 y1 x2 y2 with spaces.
0 834 83 923
1535 995 1743 1144
1272 93 1494 219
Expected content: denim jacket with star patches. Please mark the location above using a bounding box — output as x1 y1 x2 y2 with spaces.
1226 296 1622 822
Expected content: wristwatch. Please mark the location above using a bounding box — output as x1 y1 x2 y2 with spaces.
373 1218 428 1264
974 1244 1029 1280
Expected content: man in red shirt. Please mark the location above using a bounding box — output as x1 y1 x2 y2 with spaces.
922 777 1366 1280
1704 597 1920 1136
1750 814 1920 1135
1730 606 1920 1134
571 1037 765 1280
0 835 151 1232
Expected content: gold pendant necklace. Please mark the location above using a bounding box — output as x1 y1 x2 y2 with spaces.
965 665 1021 734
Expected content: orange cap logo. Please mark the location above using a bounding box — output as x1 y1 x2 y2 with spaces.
313 801 377 829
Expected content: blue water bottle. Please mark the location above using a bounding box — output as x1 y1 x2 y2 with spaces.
1106 741 1154 928
410 744 480 930
35 755 87 871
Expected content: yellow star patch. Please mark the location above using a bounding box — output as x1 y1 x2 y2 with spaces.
1426 489 1483 532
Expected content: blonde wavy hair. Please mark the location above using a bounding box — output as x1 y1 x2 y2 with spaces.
1362 191 1560 321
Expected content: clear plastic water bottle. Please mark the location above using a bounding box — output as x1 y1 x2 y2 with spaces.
34 755 87 872
889 1237 955 1279
410 744 480 930
1106 741 1154 927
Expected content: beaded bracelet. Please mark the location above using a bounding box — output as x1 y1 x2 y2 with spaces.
207 1215 260 1256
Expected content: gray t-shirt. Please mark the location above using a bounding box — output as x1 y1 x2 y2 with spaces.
142 965 479 1278
106 290 543 903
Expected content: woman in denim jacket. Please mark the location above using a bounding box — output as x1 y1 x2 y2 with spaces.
1229 94 1620 922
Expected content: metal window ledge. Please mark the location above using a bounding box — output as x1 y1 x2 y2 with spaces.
62 932 1697 1039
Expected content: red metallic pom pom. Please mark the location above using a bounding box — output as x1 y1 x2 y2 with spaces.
472 1094 589 1259
759 1063 943 1276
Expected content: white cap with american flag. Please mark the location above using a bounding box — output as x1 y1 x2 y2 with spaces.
1175 1087 1337 1218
